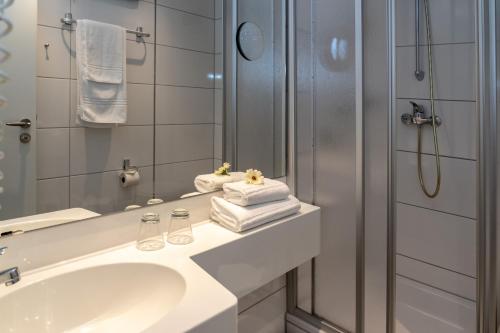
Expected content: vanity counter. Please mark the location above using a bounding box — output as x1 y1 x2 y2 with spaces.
0 201 320 333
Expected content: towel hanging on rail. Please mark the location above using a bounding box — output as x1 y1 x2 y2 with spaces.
76 19 127 127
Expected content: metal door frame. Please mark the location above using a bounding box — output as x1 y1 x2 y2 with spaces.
285 0 365 332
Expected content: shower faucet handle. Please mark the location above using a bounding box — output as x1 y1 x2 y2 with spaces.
401 101 442 127
409 101 425 117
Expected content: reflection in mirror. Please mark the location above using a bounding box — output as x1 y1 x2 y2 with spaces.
0 0 287 235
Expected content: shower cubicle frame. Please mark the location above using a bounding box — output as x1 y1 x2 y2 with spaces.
285 0 498 333
285 0 366 332
478 0 497 332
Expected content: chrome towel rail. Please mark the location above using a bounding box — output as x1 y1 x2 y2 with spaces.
60 13 150 38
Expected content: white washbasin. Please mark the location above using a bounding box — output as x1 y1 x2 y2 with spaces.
0 263 186 333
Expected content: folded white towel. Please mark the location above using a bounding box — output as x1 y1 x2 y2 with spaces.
210 195 301 232
194 172 246 193
76 19 127 127
223 178 290 206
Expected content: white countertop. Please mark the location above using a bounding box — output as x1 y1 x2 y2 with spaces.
0 202 320 332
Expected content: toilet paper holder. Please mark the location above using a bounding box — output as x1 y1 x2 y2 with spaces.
123 159 138 174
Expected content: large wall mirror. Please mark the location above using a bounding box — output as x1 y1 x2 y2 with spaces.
0 0 287 235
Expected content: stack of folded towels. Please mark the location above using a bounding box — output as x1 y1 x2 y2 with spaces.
210 178 301 232
194 172 246 193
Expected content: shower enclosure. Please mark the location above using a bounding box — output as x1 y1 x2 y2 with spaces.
286 0 498 332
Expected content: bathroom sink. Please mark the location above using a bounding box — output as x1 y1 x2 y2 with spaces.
0 263 186 333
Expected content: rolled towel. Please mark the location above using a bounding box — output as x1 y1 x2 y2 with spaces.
223 178 290 206
210 195 301 232
195 172 245 193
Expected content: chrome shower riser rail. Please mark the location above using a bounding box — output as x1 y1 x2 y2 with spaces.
414 0 424 81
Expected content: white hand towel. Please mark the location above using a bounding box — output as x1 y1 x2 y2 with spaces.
78 19 125 84
223 178 290 206
76 19 127 127
210 195 301 232
194 172 246 193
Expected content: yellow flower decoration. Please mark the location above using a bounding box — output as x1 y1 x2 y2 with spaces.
214 162 231 176
245 169 264 185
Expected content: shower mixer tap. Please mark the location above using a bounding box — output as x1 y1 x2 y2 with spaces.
401 101 442 127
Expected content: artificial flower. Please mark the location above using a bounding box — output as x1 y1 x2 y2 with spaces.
245 169 264 185
214 162 231 176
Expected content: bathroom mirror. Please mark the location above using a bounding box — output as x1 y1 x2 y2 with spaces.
0 0 287 234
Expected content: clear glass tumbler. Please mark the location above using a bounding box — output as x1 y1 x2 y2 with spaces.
167 208 194 245
136 212 165 251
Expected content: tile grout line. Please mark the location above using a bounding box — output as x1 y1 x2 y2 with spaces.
396 201 477 221
395 273 476 303
396 253 477 279
37 158 215 181
238 286 287 315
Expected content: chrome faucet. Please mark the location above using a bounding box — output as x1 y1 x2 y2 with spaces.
0 267 20 286
401 101 442 127
0 247 21 286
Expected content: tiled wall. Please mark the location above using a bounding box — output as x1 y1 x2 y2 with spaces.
394 0 477 331
214 0 223 169
238 276 287 333
36 0 223 214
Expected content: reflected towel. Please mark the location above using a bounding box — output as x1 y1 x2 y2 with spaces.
194 172 246 193
223 178 290 206
76 19 127 126
210 195 301 232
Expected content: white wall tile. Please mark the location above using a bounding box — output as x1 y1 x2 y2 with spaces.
71 0 155 43
126 83 155 125
238 276 286 313
71 38 154 84
238 288 286 333
155 86 214 124
156 5 214 53
214 89 223 124
396 43 476 101
396 203 476 277
215 18 223 53
396 99 477 160
37 128 70 179
117 40 156 84
395 0 475 46
38 0 70 28
70 126 154 175
395 276 476 333
37 177 70 213
214 0 222 19
37 26 71 78
213 159 222 170
215 53 223 89
214 124 222 160
297 261 313 313
70 81 154 126
155 159 213 200
70 166 153 214
37 77 70 128
396 151 477 219
157 0 215 18
155 124 213 164
396 255 476 301
156 45 214 88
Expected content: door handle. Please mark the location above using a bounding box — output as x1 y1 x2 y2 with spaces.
6 118 31 128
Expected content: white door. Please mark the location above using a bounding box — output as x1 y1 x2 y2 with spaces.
0 0 37 220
